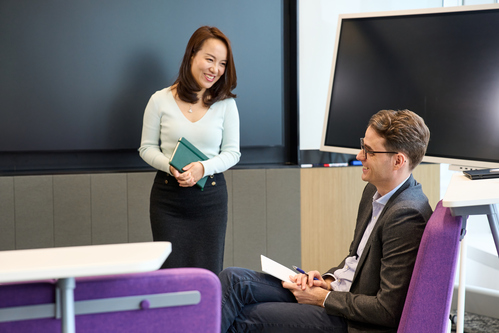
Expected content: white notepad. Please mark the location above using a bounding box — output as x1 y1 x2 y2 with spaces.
261 255 296 283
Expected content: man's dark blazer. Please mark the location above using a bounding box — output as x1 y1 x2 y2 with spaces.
323 174 433 333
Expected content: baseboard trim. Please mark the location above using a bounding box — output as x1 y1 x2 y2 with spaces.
451 285 499 320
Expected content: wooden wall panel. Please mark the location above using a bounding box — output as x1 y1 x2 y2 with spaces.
127 172 155 243
223 170 235 268
266 168 301 268
412 164 441 210
53 174 92 247
0 177 15 250
14 176 54 249
231 169 267 271
90 174 128 245
225 168 301 271
2 165 438 277
300 167 365 272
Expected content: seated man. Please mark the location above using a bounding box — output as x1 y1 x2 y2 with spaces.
219 109 432 333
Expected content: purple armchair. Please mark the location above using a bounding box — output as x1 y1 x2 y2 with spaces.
0 267 221 332
398 200 463 333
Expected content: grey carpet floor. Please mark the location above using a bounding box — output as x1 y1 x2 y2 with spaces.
450 311 499 333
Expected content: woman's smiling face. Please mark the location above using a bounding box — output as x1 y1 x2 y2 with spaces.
190 38 228 94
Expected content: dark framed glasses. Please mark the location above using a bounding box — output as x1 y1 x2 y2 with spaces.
360 138 398 159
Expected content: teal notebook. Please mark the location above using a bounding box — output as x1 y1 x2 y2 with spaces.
169 137 208 189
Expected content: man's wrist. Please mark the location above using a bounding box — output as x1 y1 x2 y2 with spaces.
323 275 335 291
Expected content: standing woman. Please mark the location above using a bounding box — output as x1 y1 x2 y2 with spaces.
139 26 240 274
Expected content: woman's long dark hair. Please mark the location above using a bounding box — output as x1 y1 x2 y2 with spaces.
174 26 237 106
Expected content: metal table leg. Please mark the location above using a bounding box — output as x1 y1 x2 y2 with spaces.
487 204 499 256
57 278 76 333
456 236 467 333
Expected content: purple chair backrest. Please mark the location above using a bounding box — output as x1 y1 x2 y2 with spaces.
398 200 462 333
0 267 221 332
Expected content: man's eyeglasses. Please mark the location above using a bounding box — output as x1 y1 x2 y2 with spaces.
360 138 398 159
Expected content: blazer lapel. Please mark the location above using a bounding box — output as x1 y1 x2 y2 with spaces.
352 175 414 280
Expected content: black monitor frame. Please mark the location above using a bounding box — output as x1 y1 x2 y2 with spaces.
321 4 499 170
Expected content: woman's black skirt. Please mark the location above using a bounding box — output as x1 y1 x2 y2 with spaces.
149 170 228 274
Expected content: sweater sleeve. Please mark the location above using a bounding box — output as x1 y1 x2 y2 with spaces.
200 98 241 176
138 94 171 173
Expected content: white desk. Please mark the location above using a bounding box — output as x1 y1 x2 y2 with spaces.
442 173 499 333
0 242 171 333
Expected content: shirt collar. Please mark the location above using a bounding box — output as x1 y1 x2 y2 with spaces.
373 175 410 205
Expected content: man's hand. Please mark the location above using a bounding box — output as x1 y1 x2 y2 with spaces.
282 277 330 307
281 271 332 307
293 270 332 290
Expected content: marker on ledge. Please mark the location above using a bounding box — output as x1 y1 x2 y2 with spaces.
324 163 348 167
300 163 348 168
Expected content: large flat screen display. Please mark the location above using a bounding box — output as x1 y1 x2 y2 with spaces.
321 4 499 170
0 0 297 173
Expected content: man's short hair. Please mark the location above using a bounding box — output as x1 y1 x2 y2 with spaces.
368 110 430 170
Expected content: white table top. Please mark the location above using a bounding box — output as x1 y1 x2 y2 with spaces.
0 242 171 284
443 173 499 208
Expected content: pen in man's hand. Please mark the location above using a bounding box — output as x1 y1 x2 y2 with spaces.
293 266 319 280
